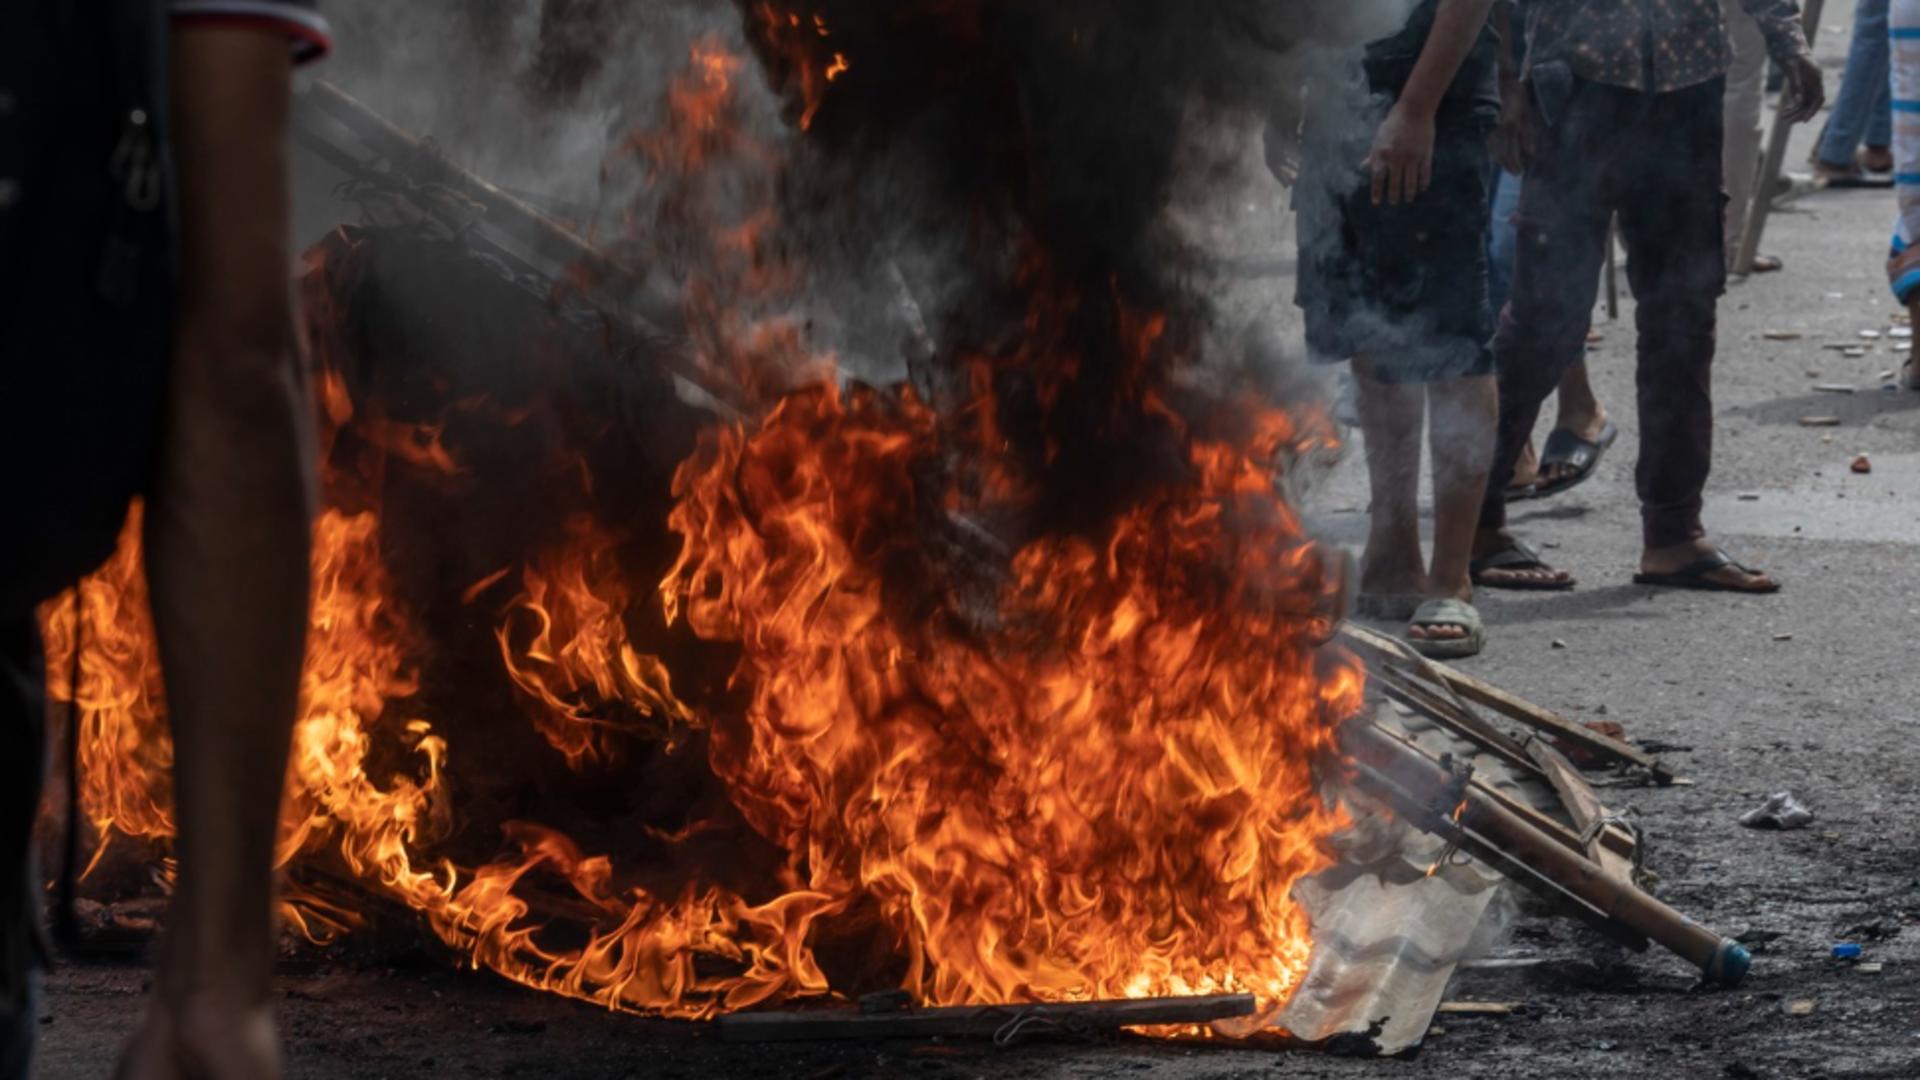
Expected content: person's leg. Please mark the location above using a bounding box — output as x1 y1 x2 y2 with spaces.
1619 78 1776 589
1553 361 1603 431
1351 357 1429 604
1424 373 1498 621
1476 80 1621 585
1866 0 1896 167
1487 168 1554 492
1816 0 1896 170
1867 72 1895 169
1487 169 1521 317
1724 4 1771 267
120 27 318 1074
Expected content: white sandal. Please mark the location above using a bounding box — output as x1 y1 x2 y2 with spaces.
1408 598 1486 660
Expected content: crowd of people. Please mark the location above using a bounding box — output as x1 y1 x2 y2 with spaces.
1287 0 1920 660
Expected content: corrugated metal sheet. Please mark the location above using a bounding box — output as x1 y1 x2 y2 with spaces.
1274 696 1574 1054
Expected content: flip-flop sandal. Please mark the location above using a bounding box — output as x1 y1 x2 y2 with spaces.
1632 549 1781 594
1408 598 1485 660
1503 479 1541 501
1470 539 1576 591
1529 420 1618 500
1356 593 1424 621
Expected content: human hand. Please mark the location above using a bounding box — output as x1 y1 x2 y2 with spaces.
1488 75 1536 174
1779 48 1825 125
1364 101 1437 205
114 992 281 1080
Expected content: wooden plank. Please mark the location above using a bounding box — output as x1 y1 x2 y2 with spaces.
1372 667 1543 779
1442 672 1673 783
1340 624 1676 783
718 993 1258 1043
1523 741 1639 883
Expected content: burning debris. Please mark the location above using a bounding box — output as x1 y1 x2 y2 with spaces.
35 0 1742 1056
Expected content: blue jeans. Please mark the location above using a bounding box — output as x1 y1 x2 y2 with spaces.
1817 0 1893 165
1487 167 1521 317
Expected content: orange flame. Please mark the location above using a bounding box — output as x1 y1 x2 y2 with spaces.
496 515 698 768
661 374 1361 1018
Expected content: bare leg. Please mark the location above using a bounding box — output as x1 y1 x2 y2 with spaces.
1418 374 1498 643
1536 360 1610 487
119 26 314 1080
1508 436 1539 489
1352 358 1428 602
1553 360 1604 433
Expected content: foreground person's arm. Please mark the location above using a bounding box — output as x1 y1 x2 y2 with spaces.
1366 0 1500 204
118 25 316 1080
1741 0 1825 122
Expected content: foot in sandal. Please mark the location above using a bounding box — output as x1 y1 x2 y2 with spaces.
1470 531 1575 590
1635 539 1779 593
1407 597 1486 659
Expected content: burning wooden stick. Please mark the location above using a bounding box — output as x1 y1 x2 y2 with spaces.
1340 719 1750 987
717 992 1257 1043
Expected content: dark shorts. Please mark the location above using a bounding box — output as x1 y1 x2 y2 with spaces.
1296 124 1496 384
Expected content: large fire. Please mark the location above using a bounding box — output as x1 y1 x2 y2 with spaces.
36 15 1364 1034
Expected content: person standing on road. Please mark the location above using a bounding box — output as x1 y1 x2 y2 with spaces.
1295 0 1502 657
1487 167 1617 501
1470 0 1824 595
1810 0 1895 184
1 3 328 1079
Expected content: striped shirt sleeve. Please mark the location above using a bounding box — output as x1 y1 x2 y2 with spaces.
170 1 332 63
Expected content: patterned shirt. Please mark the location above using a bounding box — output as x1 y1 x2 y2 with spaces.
1517 0 1807 93
170 0 332 64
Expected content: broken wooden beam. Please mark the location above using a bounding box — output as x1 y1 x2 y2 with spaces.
1522 739 1639 880
1339 624 1678 784
717 992 1257 1043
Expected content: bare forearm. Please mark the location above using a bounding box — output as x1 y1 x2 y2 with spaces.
148 25 314 1001
1398 0 1499 118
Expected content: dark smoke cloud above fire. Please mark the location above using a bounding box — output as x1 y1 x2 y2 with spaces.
310 0 1414 532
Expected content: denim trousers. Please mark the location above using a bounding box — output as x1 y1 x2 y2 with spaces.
1817 0 1894 165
